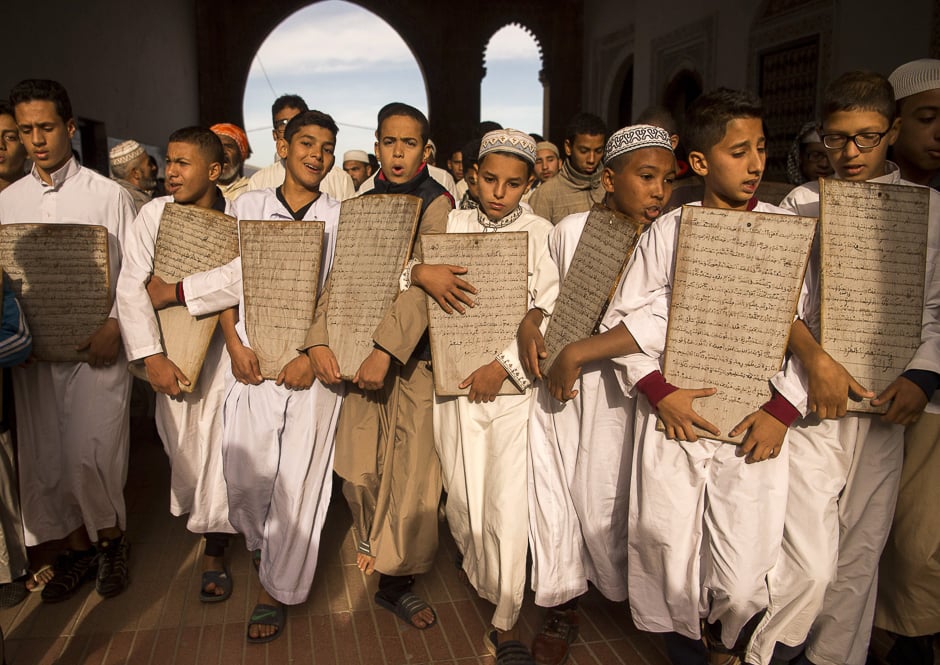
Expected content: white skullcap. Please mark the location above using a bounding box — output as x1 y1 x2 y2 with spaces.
605 125 673 162
110 140 146 167
536 141 559 156
889 59 940 100
479 129 537 165
343 149 370 164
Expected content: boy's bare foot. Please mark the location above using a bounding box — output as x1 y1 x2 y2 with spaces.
356 552 376 575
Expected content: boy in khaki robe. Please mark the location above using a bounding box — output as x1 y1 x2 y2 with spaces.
304 102 453 629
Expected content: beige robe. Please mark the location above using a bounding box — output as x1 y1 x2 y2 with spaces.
304 194 452 576
526 161 605 225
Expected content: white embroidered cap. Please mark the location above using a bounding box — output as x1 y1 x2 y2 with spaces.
479 129 537 165
343 149 370 164
889 59 940 100
109 140 146 167
605 124 673 162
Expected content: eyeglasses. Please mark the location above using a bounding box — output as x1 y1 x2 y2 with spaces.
820 130 890 150
273 118 290 134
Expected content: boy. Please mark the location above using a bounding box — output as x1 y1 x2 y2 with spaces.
876 58 940 665
527 113 607 224
412 129 557 653
604 89 798 665
745 71 940 665
521 124 676 665
116 126 237 604
247 94 354 200
175 110 344 642
0 103 28 191
305 102 453 629
0 79 136 602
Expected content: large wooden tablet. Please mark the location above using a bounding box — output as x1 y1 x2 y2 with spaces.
128 203 239 391
327 194 422 379
661 206 816 442
240 219 324 379
819 179 930 413
0 224 110 362
423 232 528 396
540 204 644 374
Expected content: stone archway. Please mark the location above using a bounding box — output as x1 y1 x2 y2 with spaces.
194 0 583 163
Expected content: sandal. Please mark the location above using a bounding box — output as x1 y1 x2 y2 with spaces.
246 602 285 644
199 567 232 603
374 590 437 630
496 640 536 665
484 627 498 657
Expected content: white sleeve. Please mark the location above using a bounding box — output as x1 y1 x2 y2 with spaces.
182 257 243 316
115 206 163 361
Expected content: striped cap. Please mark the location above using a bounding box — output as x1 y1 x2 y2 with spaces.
889 59 940 100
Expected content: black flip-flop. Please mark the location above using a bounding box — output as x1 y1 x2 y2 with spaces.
374 591 437 630
199 567 232 603
246 602 285 644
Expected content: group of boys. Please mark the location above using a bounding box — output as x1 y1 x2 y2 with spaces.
0 56 936 665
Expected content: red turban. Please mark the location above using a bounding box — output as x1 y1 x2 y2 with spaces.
210 123 251 161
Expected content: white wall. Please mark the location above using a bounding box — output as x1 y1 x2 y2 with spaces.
3 0 199 148
583 0 936 122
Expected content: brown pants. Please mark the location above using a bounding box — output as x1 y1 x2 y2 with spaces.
334 357 440 577
875 411 940 636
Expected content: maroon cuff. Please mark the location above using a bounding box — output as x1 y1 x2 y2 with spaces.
761 391 800 427
176 281 186 305
636 370 679 409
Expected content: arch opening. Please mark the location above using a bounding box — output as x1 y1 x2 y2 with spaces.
480 23 545 137
242 0 429 169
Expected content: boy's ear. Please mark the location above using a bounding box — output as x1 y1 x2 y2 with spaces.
563 138 573 158
66 118 77 140
601 166 616 193
669 134 680 150
688 150 708 177
886 117 901 147
276 137 289 160
207 161 222 183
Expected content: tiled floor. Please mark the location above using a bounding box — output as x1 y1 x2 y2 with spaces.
0 426 670 665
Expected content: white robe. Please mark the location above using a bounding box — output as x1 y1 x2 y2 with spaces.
433 208 558 631
745 166 940 665
602 202 793 649
527 211 637 609
116 195 236 535
247 160 355 201
216 189 344 605
0 158 135 545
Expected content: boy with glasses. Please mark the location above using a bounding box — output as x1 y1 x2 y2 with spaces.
246 94 354 201
744 70 940 665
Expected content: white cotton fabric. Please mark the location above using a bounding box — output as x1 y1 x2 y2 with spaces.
221 188 343 605
434 207 558 631
746 168 940 665
117 195 236 535
600 201 794 649
0 158 134 545
527 211 637 608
